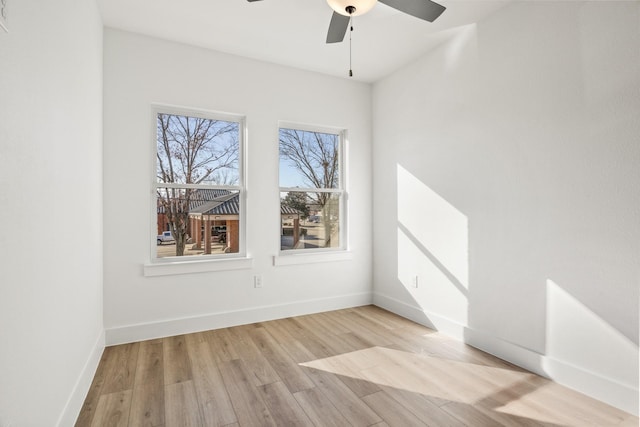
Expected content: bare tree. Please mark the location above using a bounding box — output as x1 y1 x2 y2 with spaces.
279 128 339 245
157 113 238 256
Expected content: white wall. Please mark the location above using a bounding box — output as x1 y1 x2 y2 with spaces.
372 1 639 415
0 0 104 425
103 30 372 344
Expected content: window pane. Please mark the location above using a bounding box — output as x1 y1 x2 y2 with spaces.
157 113 239 185
280 191 340 251
279 128 339 189
157 188 241 258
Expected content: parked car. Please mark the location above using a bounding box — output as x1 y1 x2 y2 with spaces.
157 231 175 245
213 226 227 243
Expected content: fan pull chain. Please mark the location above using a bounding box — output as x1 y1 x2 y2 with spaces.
349 17 353 77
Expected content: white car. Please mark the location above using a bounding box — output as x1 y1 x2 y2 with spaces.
157 231 175 245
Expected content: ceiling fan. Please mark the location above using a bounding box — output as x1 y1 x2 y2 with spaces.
246 0 446 44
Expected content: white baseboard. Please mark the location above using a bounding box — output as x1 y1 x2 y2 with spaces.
373 292 639 416
57 330 105 427
541 355 639 417
105 292 373 346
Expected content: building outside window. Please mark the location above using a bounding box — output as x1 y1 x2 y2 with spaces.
279 124 346 252
154 107 245 260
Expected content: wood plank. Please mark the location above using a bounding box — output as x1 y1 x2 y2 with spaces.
293 314 369 356
129 383 164 427
257 381 314 427
295 344 382 399
346 306 401 330
346 309 434 355
618 416 640 427
537 381 630 426
75 348 111 427
473 376 562 427
315 310 354 334
280 316 381 398
184 334 237 426
134 340 164 387
224 325 281 387
361 391 429 426
90 390 132 427
263 330 317 365
163 335 192 385
360 305 438 337
262 319 305 350
329 310 393 347
219 359 277 427
354 348 460 407
274 317 336 360
204 328 239 364
467 401 557 427
487 378 629 427
164 381 203 427
128 340 165 427
101 343 140 395
293 386 351 427
303 366 382 427
442 401 511 427
379 385 466 427
334 330 376 353
248 327 315 393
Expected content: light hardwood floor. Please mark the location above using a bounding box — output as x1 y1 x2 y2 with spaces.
76 306 638 426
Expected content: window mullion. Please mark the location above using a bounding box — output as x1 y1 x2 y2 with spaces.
279 187 343 193
156 183 242 191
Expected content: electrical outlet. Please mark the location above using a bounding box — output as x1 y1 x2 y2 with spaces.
254 275 263 288
411 275 419 288
0 0 8 33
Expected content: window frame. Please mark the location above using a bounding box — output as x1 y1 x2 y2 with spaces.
277 121 348 256
149 104 248 266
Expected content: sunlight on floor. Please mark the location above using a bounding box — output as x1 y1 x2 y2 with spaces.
300 345 631 426
494 380 625 426
301 346 529 405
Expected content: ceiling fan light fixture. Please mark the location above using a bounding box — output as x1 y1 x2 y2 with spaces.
327 0 377 16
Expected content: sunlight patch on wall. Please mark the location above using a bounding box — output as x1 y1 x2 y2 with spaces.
545 279 639 388
397 164 469 288
398 227 468 323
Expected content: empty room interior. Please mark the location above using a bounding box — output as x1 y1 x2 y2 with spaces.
1 0 638 425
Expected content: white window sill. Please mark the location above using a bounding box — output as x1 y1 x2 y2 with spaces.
273 251 353 266
144 257 253 277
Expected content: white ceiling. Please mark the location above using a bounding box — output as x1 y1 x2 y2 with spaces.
97 0 510 83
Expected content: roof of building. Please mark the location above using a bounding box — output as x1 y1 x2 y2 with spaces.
159 189 303 216
281 205 303 215
189 192 239 215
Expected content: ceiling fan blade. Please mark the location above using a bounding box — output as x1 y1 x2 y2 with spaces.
246 0 263 2
326 12 350 43
379 0 445 22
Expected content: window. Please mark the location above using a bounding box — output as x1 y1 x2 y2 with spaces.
153 107 245 261
279 124 346 252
